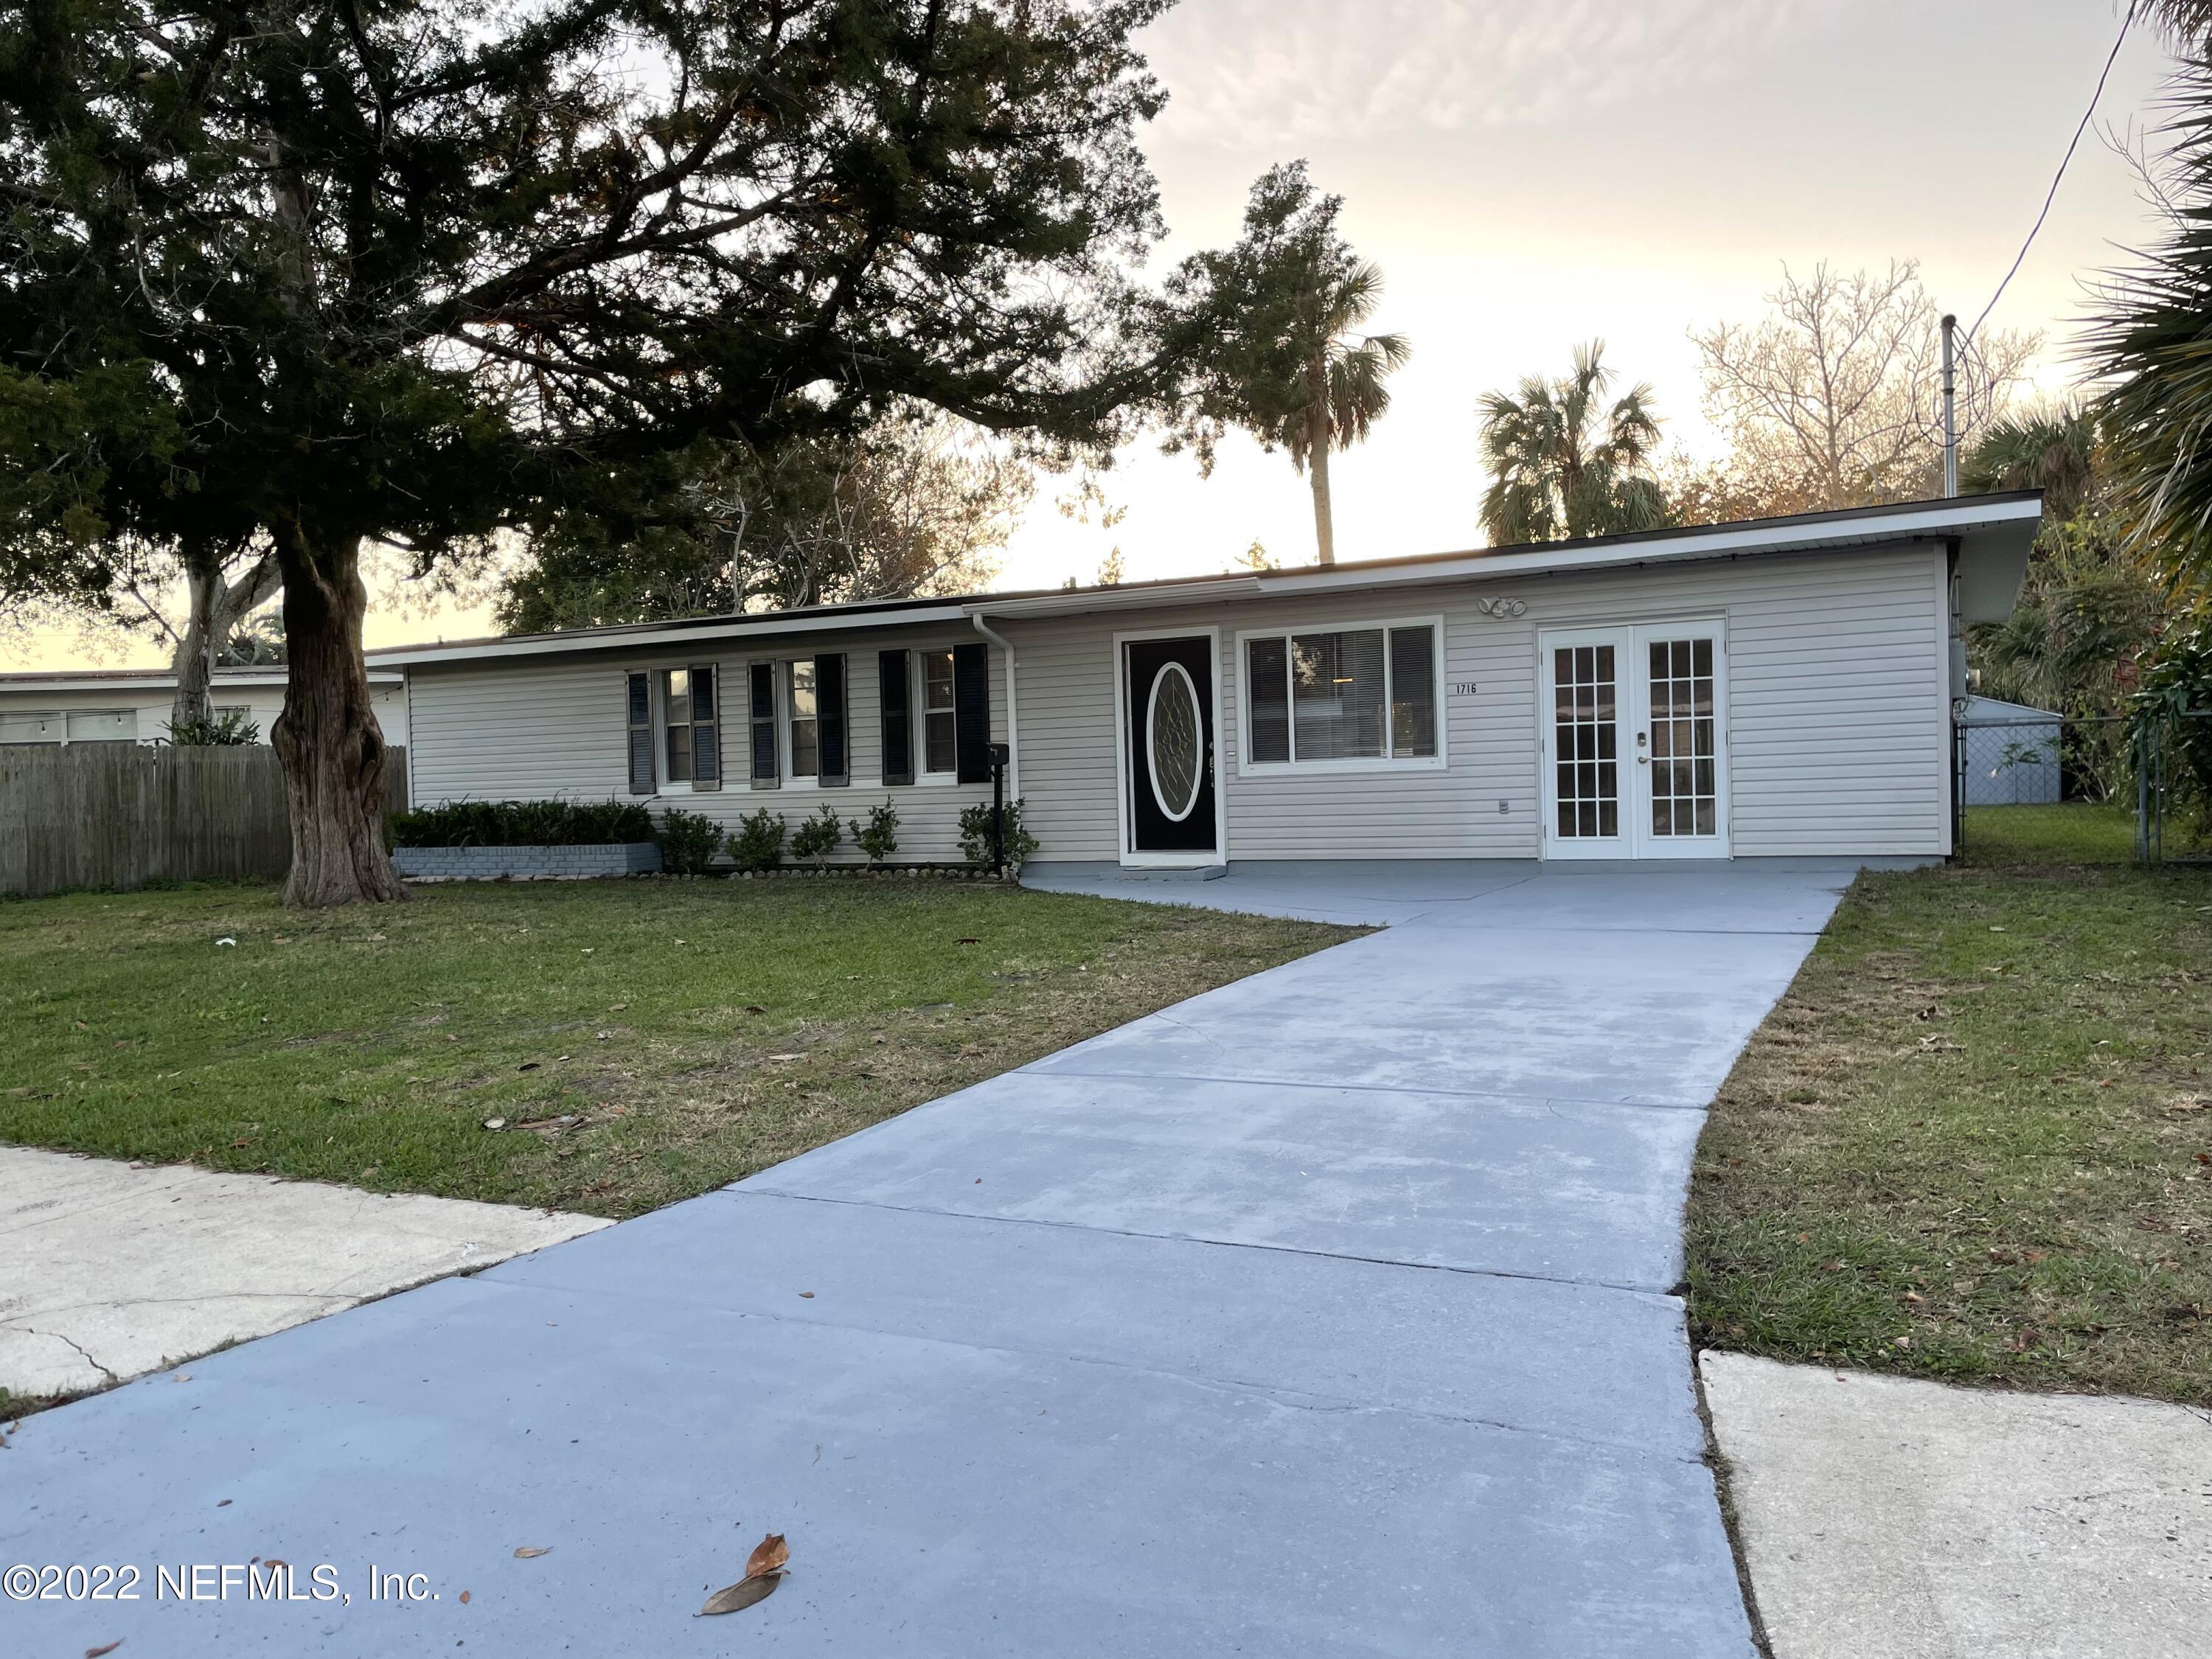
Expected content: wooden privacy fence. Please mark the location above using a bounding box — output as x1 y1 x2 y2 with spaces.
0 745 407 899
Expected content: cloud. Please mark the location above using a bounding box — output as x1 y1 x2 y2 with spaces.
1143 0 1851 144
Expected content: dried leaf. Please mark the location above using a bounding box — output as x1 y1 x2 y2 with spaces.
744 1534 789 1579
513 1546 550 1559
459 1590 470 1604
700 1573 781 1616
743 1004 768 1015
86 1643 123 1658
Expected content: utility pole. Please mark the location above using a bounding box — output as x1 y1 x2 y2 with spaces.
1941 313 1959 498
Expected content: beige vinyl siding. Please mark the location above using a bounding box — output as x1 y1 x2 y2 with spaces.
1004 540 1950 862
405 626 1007 864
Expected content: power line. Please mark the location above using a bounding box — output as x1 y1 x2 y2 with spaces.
1964 0 2141 345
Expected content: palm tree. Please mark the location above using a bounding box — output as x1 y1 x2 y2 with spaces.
1276 262 1409 565
1963 407 2100 521
2090 52 2212 591
1477 341 1666 545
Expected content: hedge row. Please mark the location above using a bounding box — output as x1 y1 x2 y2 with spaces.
389 799 655 848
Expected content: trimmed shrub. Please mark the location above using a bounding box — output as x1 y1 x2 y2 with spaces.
730 807 787 873
655 808 723 875
790 802 844 866
389 799 653 849
958 797 1037 872
850 802 900 864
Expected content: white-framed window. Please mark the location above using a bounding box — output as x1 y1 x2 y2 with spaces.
0 710 65 745
1239 618 1443 771
787 658 819 780
661 667 700 787
919 649 956 775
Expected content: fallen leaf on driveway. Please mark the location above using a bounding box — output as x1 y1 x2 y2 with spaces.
86 1642 122 1657
459 1590 470 1604
744 1534 789 1579
700 1573 780 1616
513 1546 550 1559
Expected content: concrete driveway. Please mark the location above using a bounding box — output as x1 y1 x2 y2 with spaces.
4 860 1854 1658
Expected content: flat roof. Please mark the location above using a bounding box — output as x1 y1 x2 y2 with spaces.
371 491 2044 668
0 667 402 692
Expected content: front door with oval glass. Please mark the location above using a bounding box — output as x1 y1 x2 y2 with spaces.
1540 621 1729 860
1122 634 1220 860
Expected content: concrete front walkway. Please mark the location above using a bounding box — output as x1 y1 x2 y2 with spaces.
0 1147 607 1398
5 861 1852 1658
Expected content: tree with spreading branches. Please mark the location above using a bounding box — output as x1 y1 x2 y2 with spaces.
1476 341 1666 545
1163 161 1408 565
0 0 1175 905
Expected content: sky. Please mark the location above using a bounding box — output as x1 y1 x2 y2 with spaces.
5 0 2181 669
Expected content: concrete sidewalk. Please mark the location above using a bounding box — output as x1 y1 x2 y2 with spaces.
1703 1353 2212 1659
0 1147 606 1397
5 860 1851 1657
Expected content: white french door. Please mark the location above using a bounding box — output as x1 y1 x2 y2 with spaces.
1540 621 1730 860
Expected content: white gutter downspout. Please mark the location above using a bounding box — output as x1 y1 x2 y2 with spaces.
970 611 1019 800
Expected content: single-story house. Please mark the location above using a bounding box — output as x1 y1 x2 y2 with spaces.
0 666 408 750
376 493 2041 868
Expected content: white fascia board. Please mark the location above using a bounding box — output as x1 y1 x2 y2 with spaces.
372 603 965 668
0 669 392 693
959 498 2043 622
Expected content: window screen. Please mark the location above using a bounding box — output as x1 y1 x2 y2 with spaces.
922 650 956 773
1245 623 1437 766
789 659 819 778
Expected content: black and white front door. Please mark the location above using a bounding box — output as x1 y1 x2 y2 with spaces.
1121 633 1221 864
1540 621 1730 860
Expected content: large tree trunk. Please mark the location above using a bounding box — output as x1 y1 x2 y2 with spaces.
271 530 408 907
1306 394 1336 566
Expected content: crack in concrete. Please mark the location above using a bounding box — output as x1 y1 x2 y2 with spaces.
12 1324 119 1388
726 1183 1680 1299
471 1265 1707 1470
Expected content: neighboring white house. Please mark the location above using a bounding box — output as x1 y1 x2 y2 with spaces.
1960 693 2065 807
376 493 2041 867
0 666 409 749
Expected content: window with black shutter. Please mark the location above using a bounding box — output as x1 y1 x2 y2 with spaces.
748 661 779 788
953 641 990 784
626 672 655 795
689 664 721 790
879 649 913 785
816 654 848 787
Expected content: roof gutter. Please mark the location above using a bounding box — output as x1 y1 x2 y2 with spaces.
969 612 1020 800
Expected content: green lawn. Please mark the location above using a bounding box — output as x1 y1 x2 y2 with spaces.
1961 801 2138 866
1688 861 2212 1404
0 880 1354 1217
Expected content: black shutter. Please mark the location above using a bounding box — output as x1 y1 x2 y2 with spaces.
817 653 848 787
626 672 655 795
748 661 779 788
690 664 721 790
878 650 913 785
953 641 990 785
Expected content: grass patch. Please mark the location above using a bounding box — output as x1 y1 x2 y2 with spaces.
1961 802 2138 866
1688 861 2212 1404
0 879 1354 1217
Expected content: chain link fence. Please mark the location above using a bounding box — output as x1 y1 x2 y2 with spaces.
1953 703 2211 864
